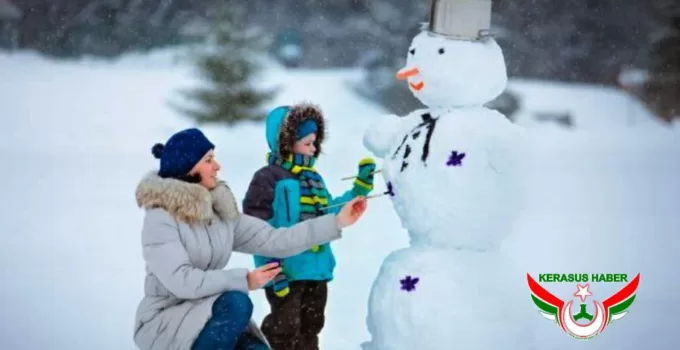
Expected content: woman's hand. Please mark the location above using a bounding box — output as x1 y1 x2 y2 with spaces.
336 196 368 228
247 262 282 290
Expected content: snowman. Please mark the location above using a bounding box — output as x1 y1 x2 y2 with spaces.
361 1 534 349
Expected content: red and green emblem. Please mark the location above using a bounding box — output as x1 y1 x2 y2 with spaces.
527 273 640 340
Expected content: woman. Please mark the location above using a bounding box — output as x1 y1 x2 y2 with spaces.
133 128 368 350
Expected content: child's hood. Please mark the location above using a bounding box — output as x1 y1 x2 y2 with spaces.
265 102 326 159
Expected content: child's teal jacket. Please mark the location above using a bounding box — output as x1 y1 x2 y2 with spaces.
242 104 366 283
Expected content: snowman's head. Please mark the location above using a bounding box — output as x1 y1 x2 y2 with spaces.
397 31 507 108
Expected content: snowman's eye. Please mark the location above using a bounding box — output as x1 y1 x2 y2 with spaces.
438 48 445 54
409 48 416 55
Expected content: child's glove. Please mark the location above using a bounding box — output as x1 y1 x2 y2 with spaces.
272 273 290 297
270 259 290 297
353 157 376 196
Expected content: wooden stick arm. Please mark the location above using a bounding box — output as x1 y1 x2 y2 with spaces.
341 169 382 181
321 192 388 210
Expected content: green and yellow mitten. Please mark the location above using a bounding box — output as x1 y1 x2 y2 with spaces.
353 157 376 196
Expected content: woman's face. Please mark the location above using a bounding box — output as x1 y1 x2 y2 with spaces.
190 149 221 189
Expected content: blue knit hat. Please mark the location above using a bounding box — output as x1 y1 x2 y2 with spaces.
151 128 215 178
296 119 318 140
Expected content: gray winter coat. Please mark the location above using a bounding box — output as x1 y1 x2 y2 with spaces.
133 171 343 350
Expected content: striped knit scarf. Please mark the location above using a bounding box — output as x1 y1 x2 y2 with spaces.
267 152 331 221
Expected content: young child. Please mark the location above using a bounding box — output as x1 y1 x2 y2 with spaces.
243 103 376 350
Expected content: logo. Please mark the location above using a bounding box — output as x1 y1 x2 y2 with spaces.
527 273 640 340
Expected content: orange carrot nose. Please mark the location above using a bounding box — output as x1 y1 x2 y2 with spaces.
396 67 420 80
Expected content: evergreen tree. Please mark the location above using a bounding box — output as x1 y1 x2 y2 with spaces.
179 3 276 125
644 3 680 122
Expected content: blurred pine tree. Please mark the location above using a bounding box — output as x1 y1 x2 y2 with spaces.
643 3 680 122
178 3 277 125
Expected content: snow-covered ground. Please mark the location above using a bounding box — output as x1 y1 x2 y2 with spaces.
1 49 679 350
507 78 665 130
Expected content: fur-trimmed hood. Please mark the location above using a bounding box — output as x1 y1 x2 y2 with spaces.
265 102 326 159
135 171 240 224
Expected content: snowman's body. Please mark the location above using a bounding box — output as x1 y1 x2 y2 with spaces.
362 30 534 350
366 106 522 249
365 247 531 350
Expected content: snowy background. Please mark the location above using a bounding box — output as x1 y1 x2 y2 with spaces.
1 46 680 350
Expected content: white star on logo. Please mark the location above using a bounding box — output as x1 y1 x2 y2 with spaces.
573 284 592 302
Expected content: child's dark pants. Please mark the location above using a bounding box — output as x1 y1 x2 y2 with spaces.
192 291 269 350
260 281 328 350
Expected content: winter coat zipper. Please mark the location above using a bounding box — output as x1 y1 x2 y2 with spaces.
284 187 291 223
